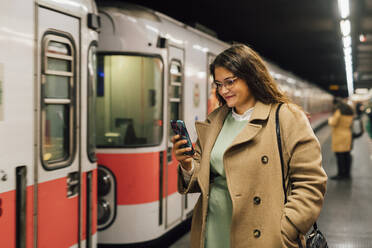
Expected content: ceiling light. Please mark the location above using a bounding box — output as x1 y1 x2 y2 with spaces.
340 20 351 36
342 35 351 47
344 46 352 56
345 65 354 96
344 53 352 62
359 34 367 42
338 0 350 19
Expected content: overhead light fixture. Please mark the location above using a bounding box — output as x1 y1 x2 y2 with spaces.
337 0 353 96
342 35 351 47
345 63 354 96
344 46 352 55
338 0 350 19
340 20 351 36
359 34 367 42
344 53 352 62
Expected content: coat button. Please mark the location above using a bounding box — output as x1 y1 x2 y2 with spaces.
253 229 261 238
253 196 261 205
261 155 269 164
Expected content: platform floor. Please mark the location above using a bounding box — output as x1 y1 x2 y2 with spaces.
170 125 372 248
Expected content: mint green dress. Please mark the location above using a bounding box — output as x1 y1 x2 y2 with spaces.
205 111 249 248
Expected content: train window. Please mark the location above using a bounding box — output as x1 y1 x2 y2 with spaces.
87 43 97 162
96 55 163 147
45 75 69 98
41 35 75 169
43 105 70 161
47 41 70 55
47 58 71 72
168 60 183 141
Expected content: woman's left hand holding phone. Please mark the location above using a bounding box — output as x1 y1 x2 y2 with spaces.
171 135 194 171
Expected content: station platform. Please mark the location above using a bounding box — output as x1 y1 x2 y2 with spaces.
170 121 372 248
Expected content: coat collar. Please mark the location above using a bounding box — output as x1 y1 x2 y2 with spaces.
200 100 272 127
248 101 272 123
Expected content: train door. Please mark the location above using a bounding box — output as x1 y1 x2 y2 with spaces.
166 45 185 228
36 6 81 247
207 53 218 115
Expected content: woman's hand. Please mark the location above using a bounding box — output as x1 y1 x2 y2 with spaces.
171 135 194 171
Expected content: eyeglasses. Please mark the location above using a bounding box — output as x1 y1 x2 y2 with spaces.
212 77 238 90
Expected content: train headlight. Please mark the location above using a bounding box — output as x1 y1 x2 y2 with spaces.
98 167 111 196
97 165 116 230
98 198 111 225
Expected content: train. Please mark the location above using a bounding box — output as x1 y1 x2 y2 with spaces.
94 1 333 247
0 0 333 247
0 0 99 247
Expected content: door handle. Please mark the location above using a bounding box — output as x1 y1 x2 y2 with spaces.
67 172 79 197
167 147 172 163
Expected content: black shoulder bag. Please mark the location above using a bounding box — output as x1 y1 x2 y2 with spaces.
276 103 328 248
352 116 364 139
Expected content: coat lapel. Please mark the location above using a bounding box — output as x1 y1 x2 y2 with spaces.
195 105 230 152
194 105 229 193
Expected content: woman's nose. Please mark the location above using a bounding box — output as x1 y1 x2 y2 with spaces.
220 86 229 94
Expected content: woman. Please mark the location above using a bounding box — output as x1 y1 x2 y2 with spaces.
328 98 354 180
171 44 327 248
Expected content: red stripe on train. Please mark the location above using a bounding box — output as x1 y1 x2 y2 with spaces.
82 169 98 241
0 186 34 248
26 186 34 247
97 152 179 205
38 177 78 247
0 190 16 247
92 169 98 234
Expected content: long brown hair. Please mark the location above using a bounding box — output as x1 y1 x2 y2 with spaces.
210 44 291 106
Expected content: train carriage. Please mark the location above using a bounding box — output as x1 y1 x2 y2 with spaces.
95 1 333 247
0 0 99 247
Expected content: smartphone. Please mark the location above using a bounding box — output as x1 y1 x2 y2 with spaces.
170 120 195 156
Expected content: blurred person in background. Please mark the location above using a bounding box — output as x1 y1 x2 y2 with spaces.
328 97 354 180
355 102 364 118
365 100 372 138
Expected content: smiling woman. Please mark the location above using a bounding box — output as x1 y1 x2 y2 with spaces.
172 44 328 248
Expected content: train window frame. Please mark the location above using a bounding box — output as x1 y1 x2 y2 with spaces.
168 59 183 137
96 52 165 148
87 41 98 162
40 32 76 170
167 59 184 163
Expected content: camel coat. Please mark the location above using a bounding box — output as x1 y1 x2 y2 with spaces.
178 102 327 248
328 109 353 152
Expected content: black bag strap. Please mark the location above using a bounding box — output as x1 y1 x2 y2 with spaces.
275 103 318 233
275 103 288 203
352 116 364 139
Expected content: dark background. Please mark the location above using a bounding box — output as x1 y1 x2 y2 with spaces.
120 0 372 97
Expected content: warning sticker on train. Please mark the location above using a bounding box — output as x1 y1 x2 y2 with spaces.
0 63 3 121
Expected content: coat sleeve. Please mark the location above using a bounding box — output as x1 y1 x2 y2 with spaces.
280 104 327 238
328 109 341 126
177 137 202 194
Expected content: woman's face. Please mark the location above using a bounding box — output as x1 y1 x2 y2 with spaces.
214 66 255 113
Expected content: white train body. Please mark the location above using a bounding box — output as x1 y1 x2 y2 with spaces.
95 2 333 247
0 0 99 247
